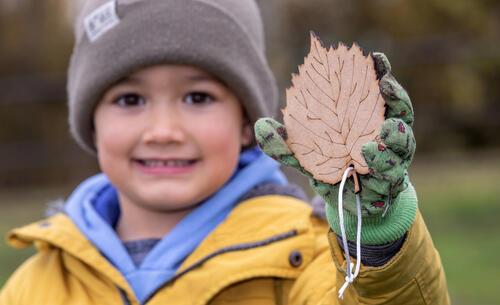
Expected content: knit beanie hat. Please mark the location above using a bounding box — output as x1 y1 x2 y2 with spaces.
68 0 278 154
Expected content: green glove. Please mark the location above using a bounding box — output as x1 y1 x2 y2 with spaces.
255 53 417 245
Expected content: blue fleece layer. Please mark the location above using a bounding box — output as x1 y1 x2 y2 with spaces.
65 148 286 304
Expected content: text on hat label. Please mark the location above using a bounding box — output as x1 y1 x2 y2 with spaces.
84 1 120 43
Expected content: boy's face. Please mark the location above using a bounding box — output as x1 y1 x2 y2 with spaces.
94 65 252 213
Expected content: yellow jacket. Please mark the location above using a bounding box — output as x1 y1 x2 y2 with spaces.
1 195 449 304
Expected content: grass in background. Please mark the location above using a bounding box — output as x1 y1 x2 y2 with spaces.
0 151 499 304
0 187 69 287
411 150 500 305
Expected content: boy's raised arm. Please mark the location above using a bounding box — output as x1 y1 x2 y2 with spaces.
254 53 450 304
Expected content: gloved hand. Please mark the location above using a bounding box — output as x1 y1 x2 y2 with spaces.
255 53 417 245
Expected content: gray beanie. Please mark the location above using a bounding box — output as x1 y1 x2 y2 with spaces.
68 0 278 154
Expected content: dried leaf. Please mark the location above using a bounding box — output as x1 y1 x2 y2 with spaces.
283 32 385 185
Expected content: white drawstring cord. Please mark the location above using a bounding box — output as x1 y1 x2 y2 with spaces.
337 166 362 299
382 196 391 217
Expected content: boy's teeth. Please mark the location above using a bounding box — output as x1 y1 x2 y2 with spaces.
142 160 192 167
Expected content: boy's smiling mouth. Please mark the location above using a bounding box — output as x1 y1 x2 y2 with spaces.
136 159 197 167
132 158 199 175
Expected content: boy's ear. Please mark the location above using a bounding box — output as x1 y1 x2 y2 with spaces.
241 123 254 146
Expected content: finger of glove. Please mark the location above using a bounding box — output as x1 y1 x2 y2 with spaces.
380 73 414 127
361 170 408 198
362 142 408 194
372 53 414 126
372 52 392 80
379 118 416 162
254 117 291 157
254 118 312 178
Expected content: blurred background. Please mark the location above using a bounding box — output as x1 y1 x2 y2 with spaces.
0 0 499 303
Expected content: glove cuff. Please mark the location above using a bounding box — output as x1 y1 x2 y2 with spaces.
325 183 418 245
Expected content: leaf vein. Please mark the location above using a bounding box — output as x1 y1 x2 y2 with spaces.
306 70 334 101
348 65 370 131
347 94 382 153
289 114 332 143
311 62 330 84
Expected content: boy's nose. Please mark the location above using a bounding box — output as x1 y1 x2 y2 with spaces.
142 111 186 144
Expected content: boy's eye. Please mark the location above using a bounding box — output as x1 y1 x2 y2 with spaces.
184 92 214 105
114 93 145 107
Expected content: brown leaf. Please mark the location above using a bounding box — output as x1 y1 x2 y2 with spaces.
283 32 385 185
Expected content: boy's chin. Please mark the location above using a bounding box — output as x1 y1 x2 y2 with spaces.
138 191 215 213
155 200 204 213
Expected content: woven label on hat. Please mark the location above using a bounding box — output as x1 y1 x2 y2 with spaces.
84 1 120 43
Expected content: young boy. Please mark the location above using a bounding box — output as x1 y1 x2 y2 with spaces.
0 0 449 304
